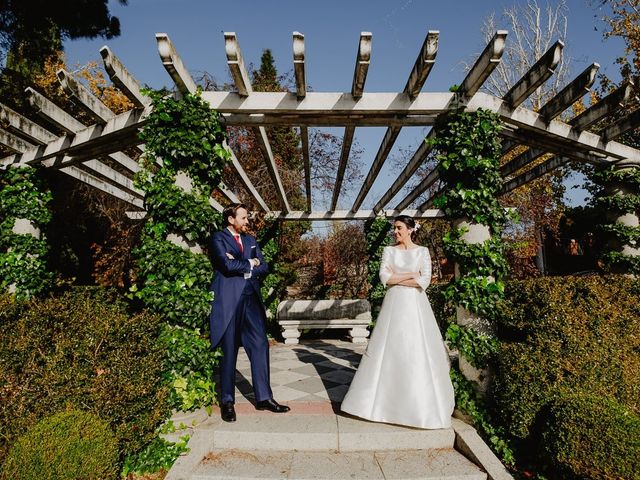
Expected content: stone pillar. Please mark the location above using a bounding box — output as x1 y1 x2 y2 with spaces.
166 171 204 255
605 166 640 275
454 217 494 394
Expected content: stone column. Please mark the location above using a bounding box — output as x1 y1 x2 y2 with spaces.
454 217 494 394
166 171 204 255
606 166 640 274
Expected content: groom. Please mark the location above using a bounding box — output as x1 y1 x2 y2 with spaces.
209 203 290 422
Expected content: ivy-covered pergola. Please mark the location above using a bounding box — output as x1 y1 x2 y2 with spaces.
1 30 638 219
2 28 640 466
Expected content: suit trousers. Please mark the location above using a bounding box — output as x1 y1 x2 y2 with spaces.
219 289 272 404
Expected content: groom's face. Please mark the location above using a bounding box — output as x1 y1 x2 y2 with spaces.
229 207 250 233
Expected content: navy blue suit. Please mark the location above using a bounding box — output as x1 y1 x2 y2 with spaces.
209 228 271 404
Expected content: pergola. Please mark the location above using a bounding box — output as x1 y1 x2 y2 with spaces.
1 30 639 222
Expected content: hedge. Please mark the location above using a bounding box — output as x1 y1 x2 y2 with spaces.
540 393 640 480
492 275 640 478
1 410 118 480
0 287 171 467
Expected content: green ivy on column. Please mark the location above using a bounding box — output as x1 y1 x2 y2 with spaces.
429 100 515 464
592 165 640 274
364 216 392 321
0 166 53 300
256 217 284 322
132 89 230 412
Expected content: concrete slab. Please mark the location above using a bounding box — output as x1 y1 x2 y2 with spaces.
288 451 384 479
285 377 341 394
270 370 311 385
212 414 339 451
191 449 294 479
337 414 455 451
451 419 514 480
375 449 487 480
165 430 215 480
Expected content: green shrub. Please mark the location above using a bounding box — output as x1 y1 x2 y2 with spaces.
0 287 171 465
540 393 640 480
1 409 118 480
493 275 640 440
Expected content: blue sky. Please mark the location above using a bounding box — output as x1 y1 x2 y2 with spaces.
63 0 625 210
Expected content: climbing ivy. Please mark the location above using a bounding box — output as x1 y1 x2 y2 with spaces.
364 216 392 320
132 89 230 413
591 165 640 274
0 166 53 300
429 100 514 464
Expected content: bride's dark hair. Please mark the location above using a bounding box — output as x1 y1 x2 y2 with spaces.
393 215 417 240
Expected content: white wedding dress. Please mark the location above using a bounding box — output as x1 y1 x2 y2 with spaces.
341 245 455 429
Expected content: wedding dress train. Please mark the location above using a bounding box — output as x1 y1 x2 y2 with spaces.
340 246 455 429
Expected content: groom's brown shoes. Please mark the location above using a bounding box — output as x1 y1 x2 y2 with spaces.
221 402 236 422
256 398 290 413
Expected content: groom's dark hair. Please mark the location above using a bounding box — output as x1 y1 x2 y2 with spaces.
223 203 249 226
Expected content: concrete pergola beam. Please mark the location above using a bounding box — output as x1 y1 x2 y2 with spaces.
57 69 116 124
501 81 634 177
572 80 634 131
271 209 445 221
0 103 57 145
0 115 143 209
331 33 372 211
203 91 453 118
0 107 146 169
156 33 198 96
395 168 439 211
61 164 144 209
469 92 640 162
21 88 144 174
224 32 290 212
503 40 564 108
226 141 270 212
301 126 311 212
293 32 306 100
0 128 37 154
404 31 439 100
292 33 311 211
100 46 150 109
224 32 252 97
537 63 599 122
351 32 372 100
374 32 506 213
351 30 441 213
602 105 640 142
219 182 240 204
459 30 507 100
26 87 87 135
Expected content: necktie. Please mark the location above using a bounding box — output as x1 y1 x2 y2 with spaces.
234 234 243 253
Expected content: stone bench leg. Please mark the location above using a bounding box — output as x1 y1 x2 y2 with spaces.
282 326 301 345
349 327 370 343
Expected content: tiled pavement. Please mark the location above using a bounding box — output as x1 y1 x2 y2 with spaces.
214 340 366 413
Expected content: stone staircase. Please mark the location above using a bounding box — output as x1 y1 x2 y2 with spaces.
165 411 511 480
164 342 513 480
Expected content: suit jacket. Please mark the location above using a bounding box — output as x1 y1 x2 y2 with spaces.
209 229 269 348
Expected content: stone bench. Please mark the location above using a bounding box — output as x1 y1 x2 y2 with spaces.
277 299 371 345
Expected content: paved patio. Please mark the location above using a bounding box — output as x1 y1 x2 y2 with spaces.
213 340 366 415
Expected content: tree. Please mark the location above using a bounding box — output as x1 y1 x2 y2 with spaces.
322 222 369 298
480 0 570 110
596 0 640 149
480 0 571 277
15 52 138 288
0 0 127 109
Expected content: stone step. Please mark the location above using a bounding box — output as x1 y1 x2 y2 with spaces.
193 414 455 452
188 448 487 480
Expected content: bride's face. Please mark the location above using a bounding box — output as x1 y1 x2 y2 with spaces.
393 221 412 244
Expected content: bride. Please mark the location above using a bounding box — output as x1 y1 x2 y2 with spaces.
340 215 455 429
